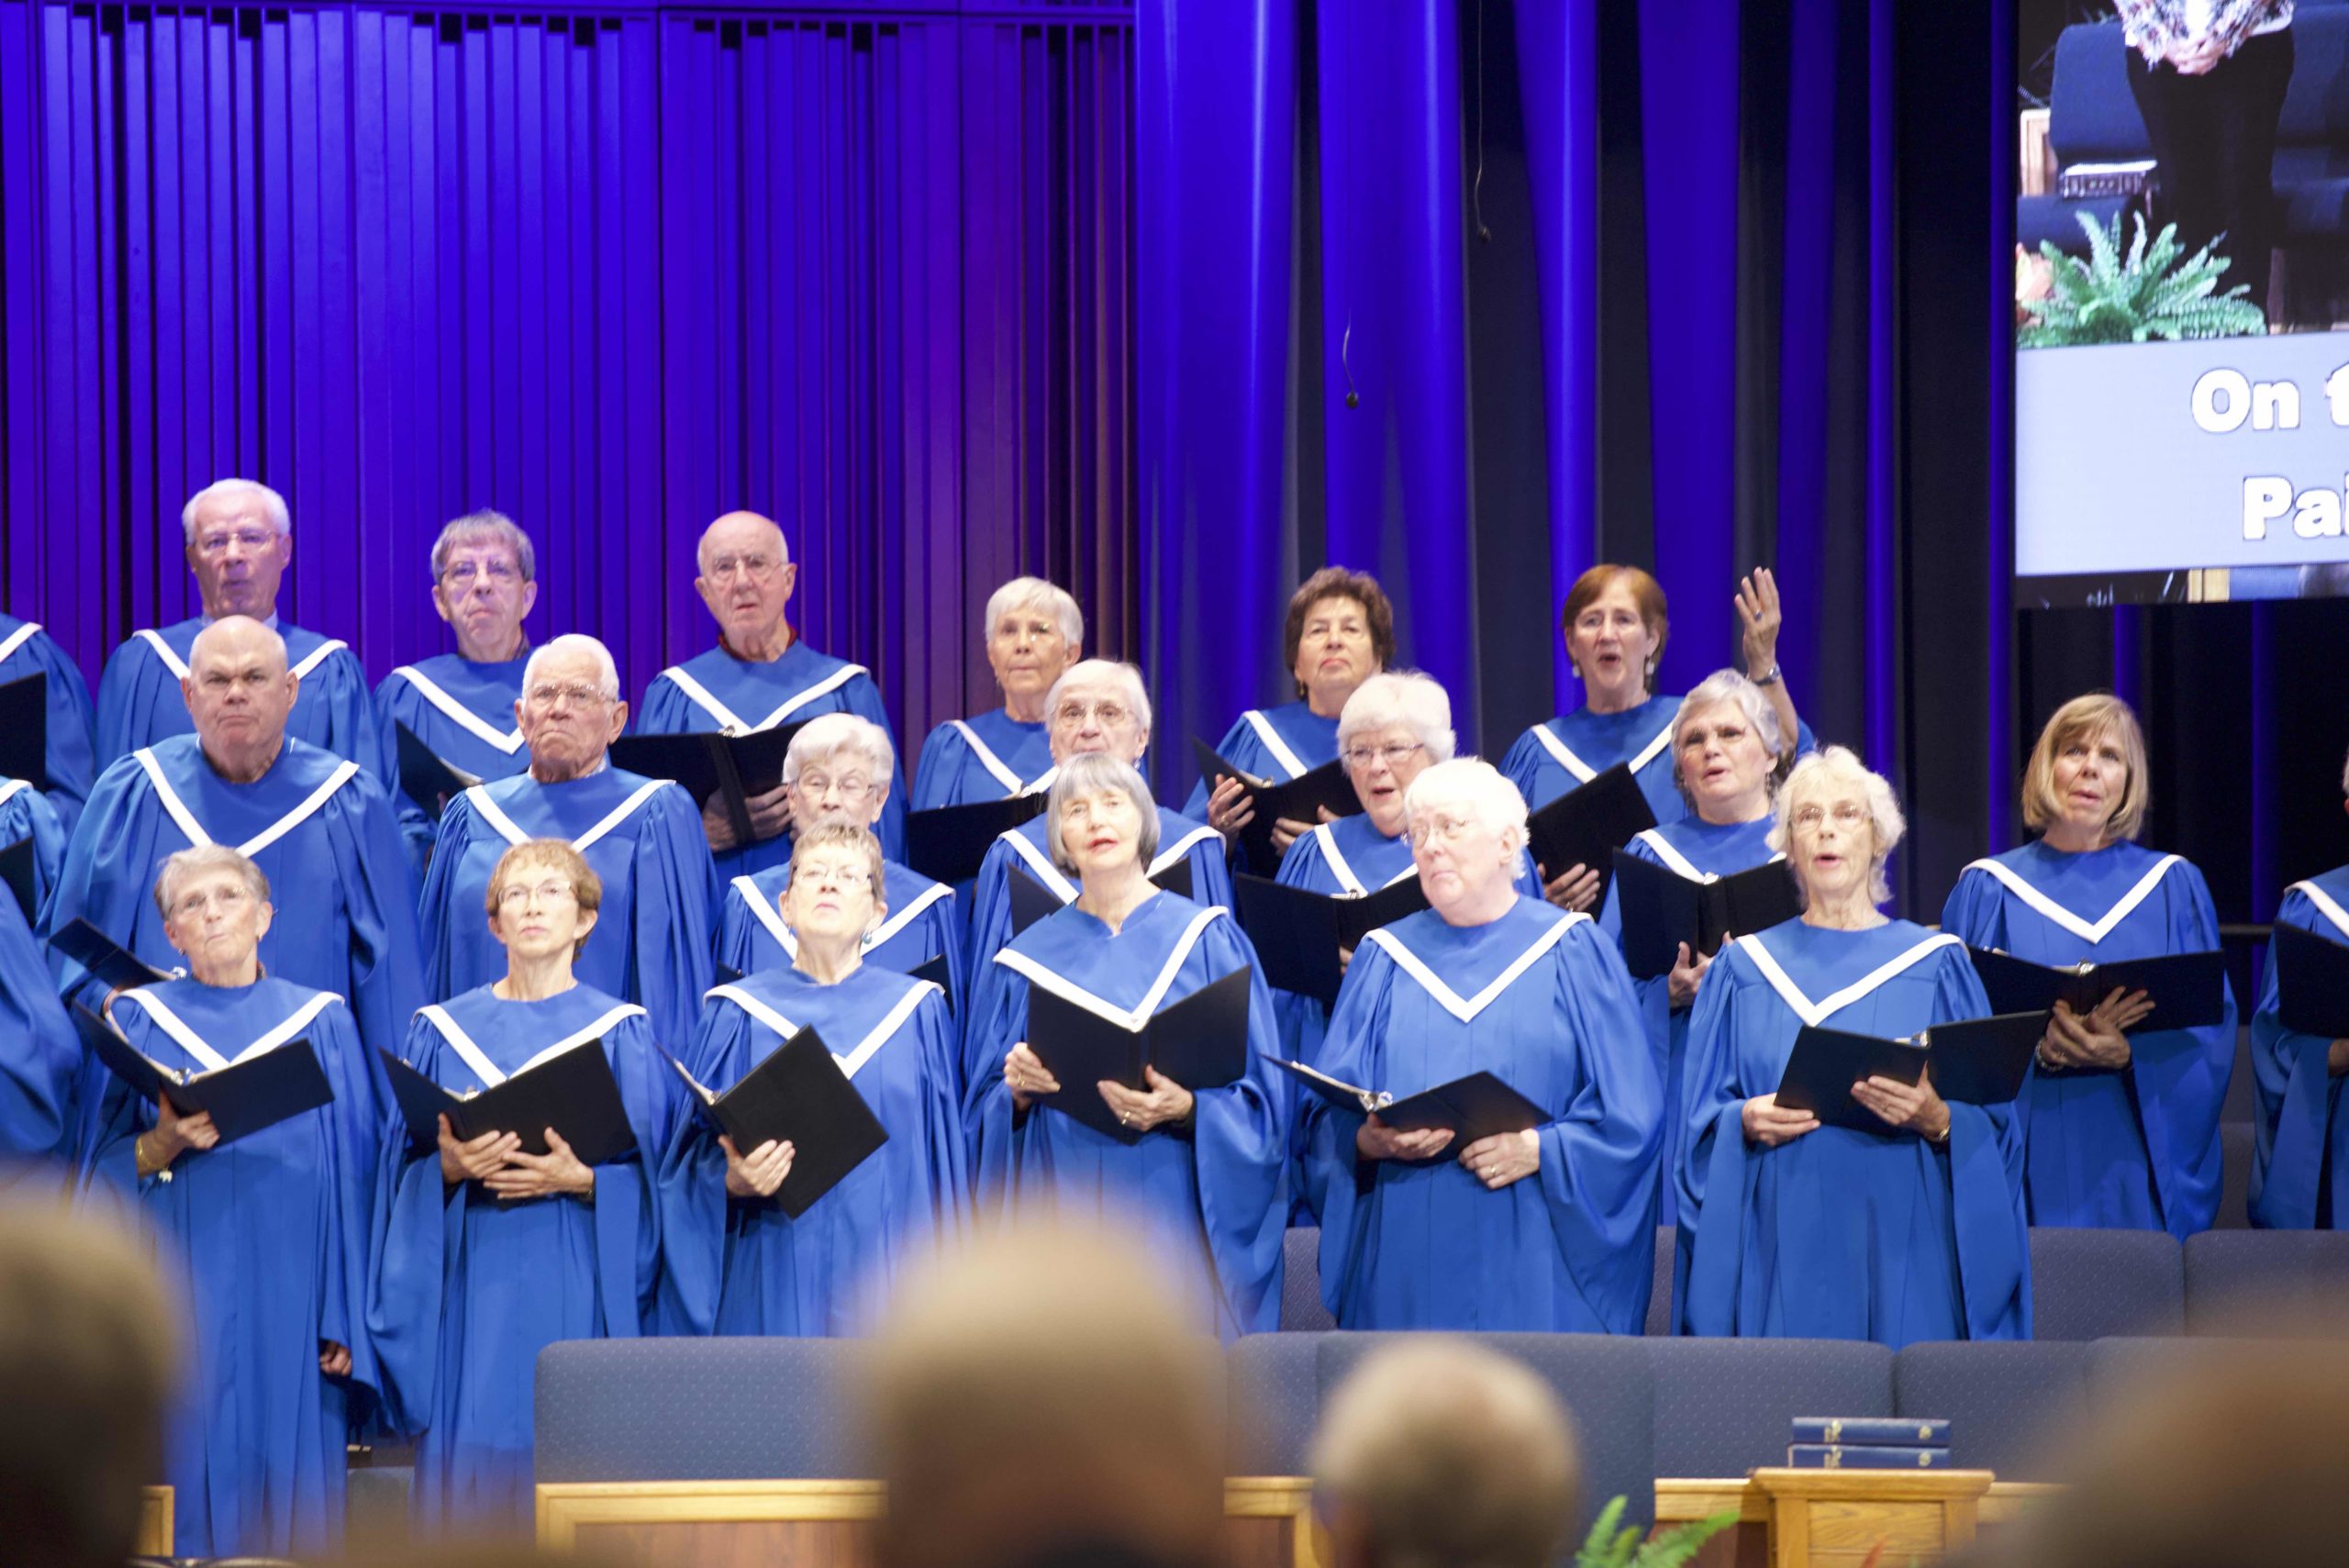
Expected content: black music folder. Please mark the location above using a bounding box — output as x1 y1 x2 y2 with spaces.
1233 873 1429 1005
2272 922 2349 1040
909 952 953 1014
1609 852 1805 981
50 919 174 994
907 792 1050 884
1190 739 1362 864
667 1027 890 1218
1968 946 2226 1031
1029 967 1252 1144
1275 1059 1547 1148
74 1004 334 1144
380 1043 637 1166
609 724 807 847
1007 859 1196 938
1524 764 1656 901
0 673 49 789
1915 1011 2049 1108
1774 1011 2049 1133
0 836 36 925
394 721 484 819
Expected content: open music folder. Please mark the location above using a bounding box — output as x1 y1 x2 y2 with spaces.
1028 967 1252 1144
380 1043 637 1166
668 1025 889 1218
74 1004 334 1144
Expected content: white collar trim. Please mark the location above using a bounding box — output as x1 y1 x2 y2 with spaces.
118 987 340 1073
0 778 29 810
656 662 866 737
731 873 952 959
2287 880 2349 941
131 628 191 679
706 980 934 1080
1003 830 1079 903
1737 929 1961 1028
949 719 1025 795
0 621 41 667
417 999 643 1087
390 664 525 754
464 777 672 852
1364 911 1582 1024
1152 823 1220 877
993 904 1228 1029
1962 853 2182 946
1531 719 1672 784
1241 710 1311 780
135 748 362 858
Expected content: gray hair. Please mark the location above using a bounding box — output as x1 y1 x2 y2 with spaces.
784 711 897 785
1401 758 1530 856
1768 745 1905 906
429 508 536 582
1044 659 1153 738
1338 671 1457 762
1670 669 1785 801
984 576 1084 651
522 634 620 702
1044 751 1162 873
152 845 270 920
180 478 290 543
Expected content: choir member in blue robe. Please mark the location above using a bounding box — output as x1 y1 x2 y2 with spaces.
908 576 1079 808
77 847 380 1558
1941 695 2233 1240
370 839 674 1530
718 714 963 1005
1188 568 1394 862
965 753 1287 1338
47 619 423 1139
963 659 1230 981
2250 795 2349 1229
1680 747 2030 1346
0 864 76 1166
0 773 67 911
95 479 393 785
1595 671 1789 1226
376 511 540 863
637 510 907 877
662 823 969 1336
1502 564 1809 914
0 611 97 828
1298 759 1661 1333
419 635 715 1053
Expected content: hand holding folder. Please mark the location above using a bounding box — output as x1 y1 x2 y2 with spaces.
1191 739 1362 864
1609 852 1804 981
1968 945 2225 1032
1771 1012 2047 1134
609 725 807 848
1024 969 1252 1144
380 1044 637 1169
73 1005 334 1145
1524 765 1657 906
668 1026 889 1218
395 721 484 819
1232 873 1429 1005
1275 1059 1547 1151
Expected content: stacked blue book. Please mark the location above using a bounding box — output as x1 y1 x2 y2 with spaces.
1786 1417 1952 1470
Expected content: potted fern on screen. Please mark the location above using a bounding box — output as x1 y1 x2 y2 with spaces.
1575 1495 1739 1568
2019 210 2266 347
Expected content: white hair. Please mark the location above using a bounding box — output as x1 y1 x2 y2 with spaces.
1338 671 1456 762
429 509 536 582
1670 669 1785 799
1044 751 1162 873
784 711 896 785
1401 758 1530 856
522 634 620 701
984 576 1084 651
180 478 289 543
151 845 270 920
1768 744 1905 906
1045 659 1153 737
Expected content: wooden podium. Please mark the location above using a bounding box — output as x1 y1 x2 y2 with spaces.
138 1485 173 1556
1655 1473 2058 1568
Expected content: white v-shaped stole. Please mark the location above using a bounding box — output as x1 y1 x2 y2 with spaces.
388 665 526 754
134 749 362 858
948 720 1044 796
1002 822 1218 909
731 873 953 959
116 988 342 1073
1630 828 1787 885
1364 911 1584 1025
706 978 938 1079
0 778 30 810
1531 719 1674 785
1241 710 1311 780
1736 930 1961 1029
1961 854 2183 946
994 905 1228 1029
1308 822 1417 898
0 620 42 668
417 1000 645 1088
463 778 672 854
654 662 867 737
132 628 345 682
2286 880 2349 941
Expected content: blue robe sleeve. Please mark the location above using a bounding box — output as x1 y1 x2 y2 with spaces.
1301 941 1396 1315
308 1000 390 1414
322 781 429 1064
1497 725 1551 810
93 637 167 770
1937 866 2004 950
909 722 963 810
1927 950 2032 1340
841 675 908 862
1675 945 1765 1334
0 784 68 915
961 838 1022 995
652 996 741 1336
624 788 718 1053
311 649 399 790
14 630 96 828
959 949 1027 1211
596 1014 676 1337
1181 828 1235 912
1183 918 1290 1335
377 673 441 875
0 893 77 1162
363 1012 450 1439
414 795 479 1006
714 879 762 978
2103 862 2234 1240
631 674 694 736
911 989 975 1233
2248 889 2343 1229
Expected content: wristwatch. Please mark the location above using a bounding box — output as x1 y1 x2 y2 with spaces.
1752 662 1784 687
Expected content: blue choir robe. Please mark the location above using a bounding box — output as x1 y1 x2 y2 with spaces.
1501 697 1819 833
1180 701 1341 821
0 774 68 912
376 653 532 866
1677 921 2030 1346
910 710 1055 807
2250 869 2349 1229
368 985 672 1528
418 768 716 1054
45 737 424 1150
1595 817 1782 1227
1940 841 2234 1239
636 641 907 877
963 806 1230 984
1300 899 1663 1333
962 894 1288 1338
0 886 77 1164
81 979 380 1558
0 613 97 828
658 965 969 1336
95 617 395 785
717 851 964 1013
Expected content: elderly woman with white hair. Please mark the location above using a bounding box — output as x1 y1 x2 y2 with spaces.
717 713 963 1006
1300 759 1661 1333
2249 742 2349 1230
910 576 1081 808
1678 746 2027 1346
963 752 1286 1337
82 846 379 1558
417 633 716 1049
1943 694 2233 1239
1597 670 1791 1224
961 659 1229 976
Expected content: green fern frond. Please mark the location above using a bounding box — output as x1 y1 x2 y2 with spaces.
2020 210 2266 348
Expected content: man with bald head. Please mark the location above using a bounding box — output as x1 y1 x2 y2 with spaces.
637 511 907 881
47 617 421 1144
95 479 393 786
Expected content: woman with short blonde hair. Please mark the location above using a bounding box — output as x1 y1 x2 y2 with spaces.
909 575 1083 810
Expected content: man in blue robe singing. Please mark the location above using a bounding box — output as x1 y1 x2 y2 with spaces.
636 510 906 878
418 633 715 1051
0 611 98 829
94 478 393 786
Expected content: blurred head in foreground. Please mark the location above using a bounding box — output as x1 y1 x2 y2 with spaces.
865 1221 1224 1568
0 1203 175 1568
1310 1339 1581 1568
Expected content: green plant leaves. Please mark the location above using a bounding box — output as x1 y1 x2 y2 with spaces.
2019 209 2266 348
1573 1495 1742 1568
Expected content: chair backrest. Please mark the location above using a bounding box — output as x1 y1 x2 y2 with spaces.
1645 1338 1892 1482
1281 1227 1335 1331
2048 23 2152 165
2277 9 2349 151
536 1337 871 1484
2028 1227 2186 1339
1893 1340 2090 1478
1226 1332 1324 1475
2185 1229 2349 1333
2216 1121 2254 1229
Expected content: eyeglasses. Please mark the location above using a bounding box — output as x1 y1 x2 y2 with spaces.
441 558 522 588
1406 813 1480 846
1790 802 1871 831
707 553 782 583
792 862 874 891
193 528 276 557
524 682 610 708
1053 700 1132 727
792 772 875 801
170 884 254 918
1341 741 1426 771
497 880 579 908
